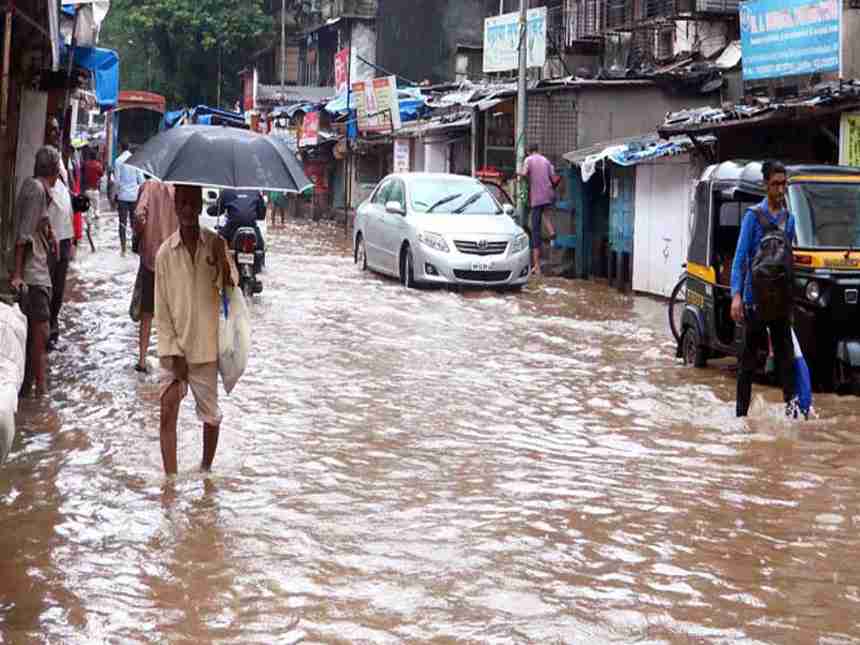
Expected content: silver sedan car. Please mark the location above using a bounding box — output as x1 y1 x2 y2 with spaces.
353 173 531 288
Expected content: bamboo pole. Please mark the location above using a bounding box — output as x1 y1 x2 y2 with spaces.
1 7 13 135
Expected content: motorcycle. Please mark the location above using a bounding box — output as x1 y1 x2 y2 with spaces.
205 195 266 299
230 226 264 298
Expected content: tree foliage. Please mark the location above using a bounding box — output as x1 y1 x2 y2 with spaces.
100 0 273 108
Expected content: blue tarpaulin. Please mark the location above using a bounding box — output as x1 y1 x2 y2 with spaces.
65 46 119 109
162 110 186 130
325 87 428 123
189 105 246 128
161 106 247 130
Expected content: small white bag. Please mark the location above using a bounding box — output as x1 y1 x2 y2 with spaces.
217 287 250 394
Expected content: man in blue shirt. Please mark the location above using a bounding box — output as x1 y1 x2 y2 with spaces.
114 141 144 255
730 160 797 417
214 189 266 255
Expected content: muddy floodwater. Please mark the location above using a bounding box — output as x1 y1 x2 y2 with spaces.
3 215 860 644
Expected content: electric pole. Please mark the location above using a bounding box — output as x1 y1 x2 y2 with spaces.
515 0 528 227
280 0 286 91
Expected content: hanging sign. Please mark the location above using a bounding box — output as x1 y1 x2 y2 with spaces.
740 0 841 81
300 111 320 148
352 76 401 134
335 48 350 95
483 7 547 73
394 139 411 173
840 112 860 167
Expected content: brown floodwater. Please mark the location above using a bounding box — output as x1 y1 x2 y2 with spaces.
3 214 860 644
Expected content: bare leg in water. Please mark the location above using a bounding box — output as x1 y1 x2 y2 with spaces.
138 313 153 372
202 425 220 472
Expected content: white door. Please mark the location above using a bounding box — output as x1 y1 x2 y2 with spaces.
633 157 692 297
425 143 448 173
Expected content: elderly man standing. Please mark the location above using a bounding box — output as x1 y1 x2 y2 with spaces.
155 184 236 476
133 179 178 373
11 147 60 396
44 119 76 349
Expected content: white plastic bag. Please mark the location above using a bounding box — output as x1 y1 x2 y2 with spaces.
0 302 27 463
217 287 250 394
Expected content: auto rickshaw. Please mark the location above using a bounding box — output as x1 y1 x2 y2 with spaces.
669 160 860 394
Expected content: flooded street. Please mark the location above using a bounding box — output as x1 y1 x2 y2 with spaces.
4 214 860 644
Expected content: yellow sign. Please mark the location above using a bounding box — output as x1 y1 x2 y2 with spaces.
840 113 860 167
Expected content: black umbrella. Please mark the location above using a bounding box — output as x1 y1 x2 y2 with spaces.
125 125 313 193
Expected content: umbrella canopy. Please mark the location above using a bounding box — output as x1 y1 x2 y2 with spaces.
125 125 313 193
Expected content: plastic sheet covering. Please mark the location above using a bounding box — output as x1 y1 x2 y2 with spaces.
67 47 120 108
0 303 27 463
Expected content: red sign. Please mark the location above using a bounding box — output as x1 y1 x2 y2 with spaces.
335 48 350 95
242 73 254 112
300 111 320 148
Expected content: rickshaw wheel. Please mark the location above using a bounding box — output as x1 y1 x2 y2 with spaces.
682 326 707 368
668 277 687 343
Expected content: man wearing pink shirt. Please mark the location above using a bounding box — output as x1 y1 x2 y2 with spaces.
133 180 179 373
518 144 557 277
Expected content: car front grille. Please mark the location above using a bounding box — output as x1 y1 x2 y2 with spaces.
454 240 508 256
453 270 512 283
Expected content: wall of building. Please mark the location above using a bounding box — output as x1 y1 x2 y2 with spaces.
376 0 485 85
349 20 377 82
842 8 860 80
673 20 730 59
526 92 577 168
574 85 719 150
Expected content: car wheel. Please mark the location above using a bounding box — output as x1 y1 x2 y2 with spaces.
401 246 416 289
355 234 367 271
682 325 707 368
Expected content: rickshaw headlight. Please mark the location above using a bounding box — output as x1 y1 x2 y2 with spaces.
806 280 821 303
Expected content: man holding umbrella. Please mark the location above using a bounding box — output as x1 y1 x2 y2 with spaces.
155 185 237 475
126 125 311 476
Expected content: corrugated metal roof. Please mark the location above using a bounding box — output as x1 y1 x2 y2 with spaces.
564 133 661 164
258 85 336 105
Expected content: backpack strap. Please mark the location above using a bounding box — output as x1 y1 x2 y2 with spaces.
752 205 787 233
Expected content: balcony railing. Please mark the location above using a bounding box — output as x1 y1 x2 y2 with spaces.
565 0 605 44
320 0 377 21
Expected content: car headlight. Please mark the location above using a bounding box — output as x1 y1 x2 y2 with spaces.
417 230 450 253
511 233 529 254
806 280 821 303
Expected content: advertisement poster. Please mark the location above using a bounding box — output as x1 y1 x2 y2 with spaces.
300 111 319 148
840 112 860 166
335 48 350 95
393 139 411 173
740 0 841 80
483 7 547 74
352 76 401 134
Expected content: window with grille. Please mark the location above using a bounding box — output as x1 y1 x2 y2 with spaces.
657 27 674 60
565 0 605 43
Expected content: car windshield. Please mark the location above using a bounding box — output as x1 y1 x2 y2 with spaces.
789 182 860 248
410 177 501 215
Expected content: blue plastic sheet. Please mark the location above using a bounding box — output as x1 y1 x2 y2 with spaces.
66 46 119 109
324 87 429 124
162 110 187 130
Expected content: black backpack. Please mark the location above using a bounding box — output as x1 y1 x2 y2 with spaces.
750 207 794 321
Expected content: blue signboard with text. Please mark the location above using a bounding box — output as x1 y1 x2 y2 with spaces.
740 0 841 81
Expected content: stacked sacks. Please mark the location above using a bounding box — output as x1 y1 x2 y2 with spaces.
0 301 27 463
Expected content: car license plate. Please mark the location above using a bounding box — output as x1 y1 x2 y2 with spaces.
237 253 254 265
471 261 492 271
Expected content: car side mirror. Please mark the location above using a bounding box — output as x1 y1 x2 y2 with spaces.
386 200 406 215
502 204 515 217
